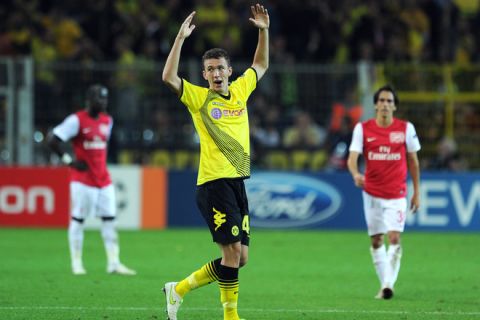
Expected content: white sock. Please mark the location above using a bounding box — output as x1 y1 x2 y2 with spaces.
68 219 84 267
370 245 387 287
101 220 120 267
385 244 402 288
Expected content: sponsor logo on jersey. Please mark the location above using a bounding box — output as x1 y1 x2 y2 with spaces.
83 136 107 150
367 152 401 160
367 137 376 142
368 146 401 161
246 172 342 228
390 132 405 143
367 146 402 161
210 107 246 119
211 108 222 119
222 108 246 117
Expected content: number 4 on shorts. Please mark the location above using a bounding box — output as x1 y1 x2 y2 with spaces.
242 215 250 234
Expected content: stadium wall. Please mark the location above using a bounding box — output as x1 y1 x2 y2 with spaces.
1 167 479 231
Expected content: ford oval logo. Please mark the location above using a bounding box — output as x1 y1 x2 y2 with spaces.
245 172 342 228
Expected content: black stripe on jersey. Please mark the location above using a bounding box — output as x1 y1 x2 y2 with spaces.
249 67 258 83
200 91 250 177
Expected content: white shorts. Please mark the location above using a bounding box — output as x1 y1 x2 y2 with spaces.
70 182 116 220
362 191 407 236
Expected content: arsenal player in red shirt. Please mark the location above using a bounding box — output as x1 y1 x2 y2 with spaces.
49 84 136 276
348 85 421 299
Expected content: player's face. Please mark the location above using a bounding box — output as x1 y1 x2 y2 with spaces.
375 91 396 118
87 87 108 114
89 95 108 113
203 57 232 95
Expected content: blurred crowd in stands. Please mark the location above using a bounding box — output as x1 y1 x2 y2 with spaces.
2 0 480 64
1 0 479 171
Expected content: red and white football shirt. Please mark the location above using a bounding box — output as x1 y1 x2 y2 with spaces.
53 110 112 188
349 118 421 199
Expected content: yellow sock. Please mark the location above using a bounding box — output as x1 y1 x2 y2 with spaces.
175 259 220 297
219 264 240 320
220 282 240 320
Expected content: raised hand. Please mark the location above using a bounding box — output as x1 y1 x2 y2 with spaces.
177 11 196 39
249 3 269 30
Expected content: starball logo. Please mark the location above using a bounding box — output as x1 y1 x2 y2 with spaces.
210 107 246 120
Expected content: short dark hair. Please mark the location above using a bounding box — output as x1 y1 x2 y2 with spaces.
202 48 231 68
373 85 399 105
86 84 108 101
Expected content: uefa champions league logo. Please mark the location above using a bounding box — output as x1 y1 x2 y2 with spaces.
210 108 222 119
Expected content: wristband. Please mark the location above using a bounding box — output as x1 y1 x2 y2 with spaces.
61 153 73 165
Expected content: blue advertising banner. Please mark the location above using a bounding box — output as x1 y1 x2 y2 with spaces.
246 172 364 229
167 170 480 231
167 170 205 227
406 173 480 230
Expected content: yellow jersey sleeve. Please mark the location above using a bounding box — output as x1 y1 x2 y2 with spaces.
180 79 209 113
229 68 257 100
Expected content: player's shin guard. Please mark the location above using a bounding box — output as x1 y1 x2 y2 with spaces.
370 245 387 286
386 244 402 288
218 265 240 320
68 218 84 267
101 220 120 267
175 258 221 297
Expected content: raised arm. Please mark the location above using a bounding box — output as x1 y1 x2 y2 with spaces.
249 4 269 81
162 11 196 95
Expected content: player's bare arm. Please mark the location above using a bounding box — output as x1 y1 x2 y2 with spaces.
347 151 365 188
250 3 269 81
407 152 420 213
162 11 196 94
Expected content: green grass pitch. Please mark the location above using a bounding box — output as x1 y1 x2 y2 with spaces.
0 228 478 319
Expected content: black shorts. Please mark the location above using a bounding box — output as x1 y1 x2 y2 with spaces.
196 178 250 246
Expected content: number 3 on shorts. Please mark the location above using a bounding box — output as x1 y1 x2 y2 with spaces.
242 215 250 234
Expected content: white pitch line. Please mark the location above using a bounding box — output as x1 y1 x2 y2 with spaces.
0 306 479 316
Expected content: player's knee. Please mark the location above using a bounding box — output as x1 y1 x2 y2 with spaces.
221 242 242 265
371 234 384 248
387 231 401 245
389 235 401 245
239 255 248 268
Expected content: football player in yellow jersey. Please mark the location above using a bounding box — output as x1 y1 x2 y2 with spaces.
161 3 269 320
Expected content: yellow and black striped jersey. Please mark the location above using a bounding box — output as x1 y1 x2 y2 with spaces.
180 68 257 185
